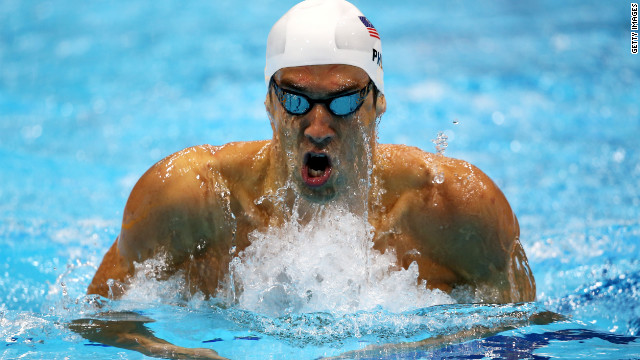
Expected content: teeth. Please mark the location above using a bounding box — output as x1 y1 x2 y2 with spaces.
309 169 324 177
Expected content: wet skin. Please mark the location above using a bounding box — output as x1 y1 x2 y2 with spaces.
88 64 536 303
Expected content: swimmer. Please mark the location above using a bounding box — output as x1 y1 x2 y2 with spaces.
80 0 536 357
88 0 535 305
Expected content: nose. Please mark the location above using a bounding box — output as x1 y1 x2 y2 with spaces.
304 104 335 148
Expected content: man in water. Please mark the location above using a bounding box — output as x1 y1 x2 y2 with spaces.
88 0 535 306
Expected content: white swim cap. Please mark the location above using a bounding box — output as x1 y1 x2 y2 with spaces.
265 0 384 93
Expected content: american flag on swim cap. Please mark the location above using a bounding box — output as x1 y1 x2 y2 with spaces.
359 16 380 40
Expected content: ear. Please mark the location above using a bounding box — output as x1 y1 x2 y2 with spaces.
375 93 386 118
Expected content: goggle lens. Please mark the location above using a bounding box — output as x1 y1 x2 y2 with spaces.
282 93 310 114
328 92 362 116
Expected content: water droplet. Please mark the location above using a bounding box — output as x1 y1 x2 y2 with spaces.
431 131 448 155
431 131 448 184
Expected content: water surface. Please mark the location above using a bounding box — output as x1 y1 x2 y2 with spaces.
1 0 639 359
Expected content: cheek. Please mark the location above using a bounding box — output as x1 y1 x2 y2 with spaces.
345 113 376 141
337 106 376 141
274 115 302 145
360 101 379 129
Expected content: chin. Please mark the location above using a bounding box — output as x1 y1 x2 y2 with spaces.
296 180 338 203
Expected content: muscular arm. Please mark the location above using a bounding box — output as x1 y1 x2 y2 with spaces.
326 310 562 359
88 145 227 298
87 141 272 298
70 312 228 360
376 145 535 302
421 157 535 302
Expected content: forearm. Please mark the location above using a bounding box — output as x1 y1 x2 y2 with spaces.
69 313 228 360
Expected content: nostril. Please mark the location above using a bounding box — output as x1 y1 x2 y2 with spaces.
306 133 333 147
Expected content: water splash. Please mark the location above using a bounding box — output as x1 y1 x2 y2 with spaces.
113 254 207 308
431 131 448 184
223 205 454 317
432 131 448 156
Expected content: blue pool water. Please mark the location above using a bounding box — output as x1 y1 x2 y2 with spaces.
2 0 640 359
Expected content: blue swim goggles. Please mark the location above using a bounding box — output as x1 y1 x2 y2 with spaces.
270 79 374 116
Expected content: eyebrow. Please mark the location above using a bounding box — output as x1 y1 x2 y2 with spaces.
277 79 365 98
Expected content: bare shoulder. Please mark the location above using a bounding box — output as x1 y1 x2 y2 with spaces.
135 140 271 184
126 140 271 210
376 143 511 213
123 144 221 223
117 141 271 262
375 143 525 299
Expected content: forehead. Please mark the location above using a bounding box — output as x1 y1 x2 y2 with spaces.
273 64 370 93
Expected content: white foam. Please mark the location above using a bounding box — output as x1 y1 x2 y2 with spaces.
224 206 454 316
117 255 207 309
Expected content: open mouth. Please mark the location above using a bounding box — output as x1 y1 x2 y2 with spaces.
301 152 332 187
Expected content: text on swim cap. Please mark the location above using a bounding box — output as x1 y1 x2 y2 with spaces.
372 49 383 69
